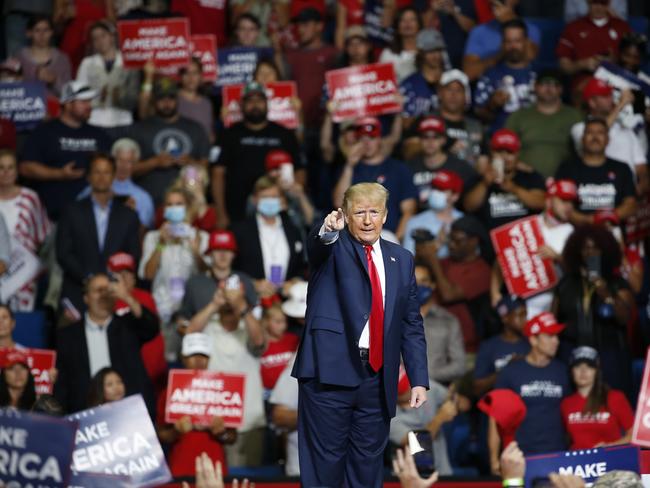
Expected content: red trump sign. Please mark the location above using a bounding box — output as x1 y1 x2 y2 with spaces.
490 217 558 298
223 81 298 129
118 18 190 68
165 369 246 428
325 63 401 122
190 34 218 82
0 347 56 394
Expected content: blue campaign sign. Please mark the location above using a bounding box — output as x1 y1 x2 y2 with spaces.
596 61 650 98
65 394 171 488
0 408 77 488
525 445 640 487
216 46 274 88
0 81 47 131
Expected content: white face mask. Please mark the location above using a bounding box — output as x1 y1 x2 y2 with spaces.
428 189 448 211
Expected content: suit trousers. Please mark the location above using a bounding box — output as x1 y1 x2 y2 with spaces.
298 363 390 488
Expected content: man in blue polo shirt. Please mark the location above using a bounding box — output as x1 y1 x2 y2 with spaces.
493 312 569 463
332 116 417 240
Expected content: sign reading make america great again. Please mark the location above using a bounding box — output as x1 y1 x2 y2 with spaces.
118 18 190 69
0 408 77 488
326 63 402 122
66 395 171 488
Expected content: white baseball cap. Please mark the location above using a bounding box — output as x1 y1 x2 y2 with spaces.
181 333 211 357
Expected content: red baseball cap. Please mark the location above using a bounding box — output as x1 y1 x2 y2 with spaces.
265 149 293 171
478 389 527 448
593 209 620 226
206 230 238 254
107 252 135 273
582 77 613 101
355 117 381 138
417 116 446 136
1 349 29 369
397 364 411 396
490 129 521 153
547 179 578 201
431 170 463 194
524 312 565 337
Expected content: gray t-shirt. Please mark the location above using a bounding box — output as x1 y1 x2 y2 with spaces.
131 115 210 204
389 381 453 475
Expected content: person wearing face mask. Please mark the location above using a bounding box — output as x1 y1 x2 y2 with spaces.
212 81 306 228
232 176 306 300
139 187 208 361
463 129 546 230
415 262 465 385
552 224 635 396
403 170 464 256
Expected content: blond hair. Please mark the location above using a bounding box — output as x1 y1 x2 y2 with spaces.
342 182 389 214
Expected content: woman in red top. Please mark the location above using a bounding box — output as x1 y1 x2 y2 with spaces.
560 346 633 450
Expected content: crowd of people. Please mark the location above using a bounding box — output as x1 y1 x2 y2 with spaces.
0 0 650 481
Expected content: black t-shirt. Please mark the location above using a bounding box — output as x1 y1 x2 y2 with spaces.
20 119 112 220
476 169 546 230
554 158 635 214
216 121 303 222
406 154 479 208
131 116 211 205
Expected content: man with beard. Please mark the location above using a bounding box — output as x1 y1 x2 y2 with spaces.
505 69 582 178
474 19 536 133
19 80 112 220
555 118 637 225
130 77 210 205
212 81 305 227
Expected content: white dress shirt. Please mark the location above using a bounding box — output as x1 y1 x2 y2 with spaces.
257 214 290 284
319 225 386 348
84 313 112 376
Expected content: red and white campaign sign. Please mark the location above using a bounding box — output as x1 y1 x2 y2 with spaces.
633 348 650 447
490 216 558 299
190 34 218 82
0 347 56 394
325 63 401 122
165 369 246 428
223 81 299 129
118 18 190 69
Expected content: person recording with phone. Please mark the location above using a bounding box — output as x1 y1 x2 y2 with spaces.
463 129 545 230
140 187 208 361
552 224 635 396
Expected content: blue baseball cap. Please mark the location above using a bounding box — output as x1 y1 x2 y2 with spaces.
496 295 526 317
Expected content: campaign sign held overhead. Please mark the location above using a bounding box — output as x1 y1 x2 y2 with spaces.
118 18 191 69
0 408 77 487
216 47 273 88
525 445 640 488
66 394 171 488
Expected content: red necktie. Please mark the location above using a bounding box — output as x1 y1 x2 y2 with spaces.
364 245 384 372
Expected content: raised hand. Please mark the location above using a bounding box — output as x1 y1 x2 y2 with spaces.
324 208 345 232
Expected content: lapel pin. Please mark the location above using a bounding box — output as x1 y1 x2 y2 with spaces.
390 256 396 262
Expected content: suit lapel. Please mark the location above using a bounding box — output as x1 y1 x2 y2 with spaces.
380 239 398 334
343 229 369 277
77 322 91 381
83 199 101 254
104 204 120 255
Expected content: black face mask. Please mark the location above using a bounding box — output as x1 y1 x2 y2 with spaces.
243 107 267 124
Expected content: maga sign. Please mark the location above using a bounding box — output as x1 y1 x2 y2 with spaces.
490 216 557 298
325 63 401 122
222 81 298 129
525 445 640 487
0 408 77 488
190 34 218 82
633 347 650 447
165 369 246 428
0 82 47 131
66 395 171 488
216 47 273 88
118 18 190 68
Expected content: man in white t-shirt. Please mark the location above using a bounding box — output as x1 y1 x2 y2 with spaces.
491 179 575 318
269 354 299 476
571 78 647 192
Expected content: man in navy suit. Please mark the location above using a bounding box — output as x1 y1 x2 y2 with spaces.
292 182 429 487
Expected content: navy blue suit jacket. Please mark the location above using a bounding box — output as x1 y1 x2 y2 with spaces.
292 226 429 417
